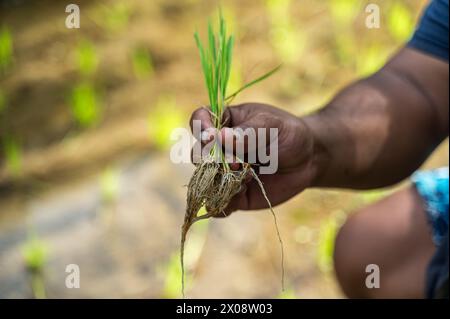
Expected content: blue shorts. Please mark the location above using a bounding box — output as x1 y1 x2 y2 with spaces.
411 167 449 298
412 167 449 246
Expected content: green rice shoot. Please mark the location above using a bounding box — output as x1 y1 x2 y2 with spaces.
182 11 284 298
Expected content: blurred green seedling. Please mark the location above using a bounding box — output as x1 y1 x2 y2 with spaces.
3 136 22 178
100 166 120 203
147 95 184 150
131 47 154 79
22 236 48 273
317 210 346 273
22 235 49 299
70 82 101 127
0 26 13 73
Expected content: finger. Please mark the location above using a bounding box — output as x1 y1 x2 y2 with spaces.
221 107 232 127
219 115 279 160
190 107 215 143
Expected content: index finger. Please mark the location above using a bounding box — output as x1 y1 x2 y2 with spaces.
190 107 214 142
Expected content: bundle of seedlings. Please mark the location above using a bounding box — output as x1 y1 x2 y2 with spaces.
181 13 284 297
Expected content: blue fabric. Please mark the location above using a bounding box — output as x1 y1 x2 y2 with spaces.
412 167 449 246
408 0 449 61
412 168 449 298
426 233 449 298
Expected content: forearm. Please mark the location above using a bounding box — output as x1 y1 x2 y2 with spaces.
304 53 448 189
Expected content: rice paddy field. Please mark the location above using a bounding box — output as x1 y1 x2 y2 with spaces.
0 0 447 298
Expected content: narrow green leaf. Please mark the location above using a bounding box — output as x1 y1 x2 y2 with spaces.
208 21 216 63
224 35 234 97
225 65 281 102
194 32 214 111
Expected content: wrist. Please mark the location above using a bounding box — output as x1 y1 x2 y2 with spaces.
300 112 331 188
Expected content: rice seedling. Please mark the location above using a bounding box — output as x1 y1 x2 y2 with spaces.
70 81 100 127
317 210 346 273
0 26 13 73
22 234 48 299
181 12 284 297
3 136 22 178
22 236 48 274
131 46 154 79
